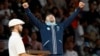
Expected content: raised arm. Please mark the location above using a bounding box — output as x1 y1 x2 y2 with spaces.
22 2 44 29
61 2 85 29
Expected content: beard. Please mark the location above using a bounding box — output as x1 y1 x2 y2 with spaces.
18 29 22 34
18 27 23 34
19 30 22 34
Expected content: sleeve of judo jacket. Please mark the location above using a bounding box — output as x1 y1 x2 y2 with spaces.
25 8 43 29
61 8 80 29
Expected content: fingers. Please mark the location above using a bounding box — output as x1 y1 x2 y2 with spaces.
79 2 85 8
22 2 29 9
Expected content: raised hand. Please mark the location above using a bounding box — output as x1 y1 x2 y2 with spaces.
79 2 85 8
22 2 29 9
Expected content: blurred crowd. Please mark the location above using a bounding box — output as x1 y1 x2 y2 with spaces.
0 0 100 56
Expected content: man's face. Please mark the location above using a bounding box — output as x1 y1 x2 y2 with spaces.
16 24 23 33
45 14 55 23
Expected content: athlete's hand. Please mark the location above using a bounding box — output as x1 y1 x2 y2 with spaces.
22 2 29 9
79 2 85 8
